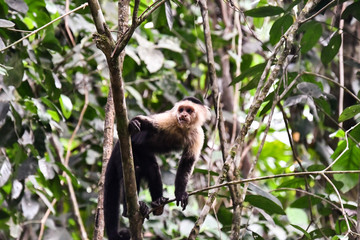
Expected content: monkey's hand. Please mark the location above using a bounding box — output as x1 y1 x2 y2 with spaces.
175 191 188 211
129 117 142 134
151 197 169 216
139 201 150 220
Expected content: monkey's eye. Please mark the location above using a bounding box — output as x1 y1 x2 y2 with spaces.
179 107 184 113
186 108 193 114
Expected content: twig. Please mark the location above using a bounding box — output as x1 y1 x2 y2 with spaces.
0 3 88 52
188 0 231 237
338 4 346 128
63 77 89 240
111 0 168 58
321 173 352 235
230 10 242 145
65 0 76 47
300 0 336 23
274 188 341 212
38 80 89 240
93 88 115 240
38 199 57 240
323 121 360 171
303 72 360 103
207 93 222 187
149 170 360 214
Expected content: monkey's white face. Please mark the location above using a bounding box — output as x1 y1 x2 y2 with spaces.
177 105 195 126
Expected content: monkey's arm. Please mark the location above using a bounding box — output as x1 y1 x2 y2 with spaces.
174 151 196 210
128 116 156 134
174 129 204 210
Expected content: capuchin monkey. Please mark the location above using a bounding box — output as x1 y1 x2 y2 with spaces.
104 97 210 240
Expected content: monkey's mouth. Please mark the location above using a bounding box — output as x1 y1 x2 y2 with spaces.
178 117 190 124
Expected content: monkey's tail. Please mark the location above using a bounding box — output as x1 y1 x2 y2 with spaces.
104 142 129 240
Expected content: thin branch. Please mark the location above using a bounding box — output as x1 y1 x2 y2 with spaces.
65 0 76 47
338 3 346 128
93 89 115 240
321 173 352 235
274 188 341 212
188 0 236 238
303 72 360 103
111 0 168 58
38 199 57 240
149 170 360 214
38 80 89 240
323 121 360 171
132 0 140 27
300 0 336 23
0 3 88 52
63 79 89 240
230 10 242 145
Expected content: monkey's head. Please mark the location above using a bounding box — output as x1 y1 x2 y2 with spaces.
173 97 210 128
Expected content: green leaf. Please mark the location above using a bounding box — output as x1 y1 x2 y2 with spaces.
331 139 360 192
321 34 341 65
285 0 301 12
59 94 73 119
3 52 24 88
338 104 360 122
252 232 264 240
286 208 309 227
277 178 306 188
217 206 232 226
307 164 325 171
0 209 10 220
152 4 167 28
300 21 322 53
245 6 284 17
193 168 219 176
269 14 293 45
0 19 15 28
291 224 312 239
297 82 323 98
240 74 261 92
341 1 360 22
259 99 272 116
309 227 336 238
55 162 80 188
165 1 173 30
290 195 321 208
231 62 266 85
42 29 62 52
0 158 11 187
245 194 285 215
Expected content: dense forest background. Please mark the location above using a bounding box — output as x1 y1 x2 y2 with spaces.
0 0 360 239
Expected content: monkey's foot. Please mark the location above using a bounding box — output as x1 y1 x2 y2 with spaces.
139 201 150 219
118 228 130 240
175 191 188 211
151 197 169 216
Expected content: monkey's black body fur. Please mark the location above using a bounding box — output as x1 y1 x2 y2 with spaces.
104 97 209 240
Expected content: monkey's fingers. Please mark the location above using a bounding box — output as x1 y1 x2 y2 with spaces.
175 192 188 210
129 119 141 133
181 198 188 211
139 201 150 220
